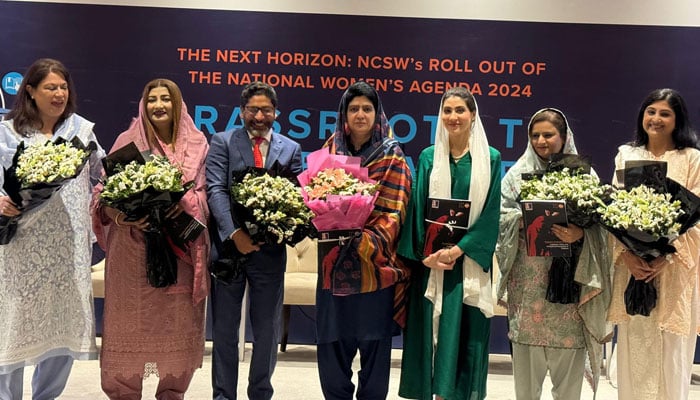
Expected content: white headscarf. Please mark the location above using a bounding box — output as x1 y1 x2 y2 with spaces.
424 91 493 346
496 107 578 300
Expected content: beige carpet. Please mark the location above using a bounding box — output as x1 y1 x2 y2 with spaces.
20 341 700 399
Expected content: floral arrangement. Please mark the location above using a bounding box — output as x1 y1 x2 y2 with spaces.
231 172 314 244
303 167 378 201
15 140 88 187
0 137 95 245
297 149 379 231
597 184 683 240
100 156 184 202
521 167 610 223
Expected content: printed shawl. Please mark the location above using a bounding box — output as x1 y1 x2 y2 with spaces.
325 87 412 326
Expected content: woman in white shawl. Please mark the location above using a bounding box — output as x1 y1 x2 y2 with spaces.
496 108 612 400
398 87 501 400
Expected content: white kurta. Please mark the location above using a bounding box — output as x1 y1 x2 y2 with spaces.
0 115 104 374
609 144 700 400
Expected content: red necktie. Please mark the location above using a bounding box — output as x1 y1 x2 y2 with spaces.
253 137 264 168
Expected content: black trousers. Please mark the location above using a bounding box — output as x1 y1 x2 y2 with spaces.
316 337 393 400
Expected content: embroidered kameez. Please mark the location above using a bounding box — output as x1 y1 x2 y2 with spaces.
496 109 612 399
608 145 700 400
92 102 210 386
0 114 104 374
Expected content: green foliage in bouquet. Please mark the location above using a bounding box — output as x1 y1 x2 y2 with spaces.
520 167 610 215
231 173 314 244
16 140 88 187
597 184 683 240
100 156 184 201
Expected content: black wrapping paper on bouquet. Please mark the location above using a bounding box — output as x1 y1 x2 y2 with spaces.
105 185 193 288
209 164 312 284
612 161 700 316
542 154 592 304
100 143 193 288
546 241 583 304
0 137 96 244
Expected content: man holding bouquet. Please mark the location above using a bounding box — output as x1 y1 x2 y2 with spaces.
206 81 302 400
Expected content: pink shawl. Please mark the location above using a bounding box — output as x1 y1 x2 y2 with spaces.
93 101 210 304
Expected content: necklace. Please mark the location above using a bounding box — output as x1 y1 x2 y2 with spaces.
451 148 469 162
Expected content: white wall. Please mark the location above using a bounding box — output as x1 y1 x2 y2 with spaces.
9 0 700 27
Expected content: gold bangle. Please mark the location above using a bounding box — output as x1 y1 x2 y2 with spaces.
114 212 124 226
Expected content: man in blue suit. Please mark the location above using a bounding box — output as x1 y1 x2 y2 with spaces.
206 81 303 400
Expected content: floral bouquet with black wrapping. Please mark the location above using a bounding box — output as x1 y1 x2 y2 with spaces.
597 160 700 316
520 154 611 304
99 142 192 288
209 163 313 284
0 136 95 244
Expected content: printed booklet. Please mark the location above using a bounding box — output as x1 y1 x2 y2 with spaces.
423 197 471 256
521 199 571 257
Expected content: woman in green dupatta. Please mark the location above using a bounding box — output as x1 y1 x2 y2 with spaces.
398 87 501 400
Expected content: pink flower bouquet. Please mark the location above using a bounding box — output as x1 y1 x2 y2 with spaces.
297 149 379 231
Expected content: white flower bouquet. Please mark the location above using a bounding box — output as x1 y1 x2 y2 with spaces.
100 155 185 202
521 167 610 228
598 160 700 316
518 154 611 304
99 142 192 288
598 184 683 241
211 164 313 284
16 140 88 186
0 136 95 244
230 171 313 245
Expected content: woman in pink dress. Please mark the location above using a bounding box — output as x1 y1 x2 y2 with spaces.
92 78 210 399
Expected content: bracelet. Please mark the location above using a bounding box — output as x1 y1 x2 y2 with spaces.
114 212 124 226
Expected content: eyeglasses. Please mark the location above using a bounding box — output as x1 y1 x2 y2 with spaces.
244 106 275 116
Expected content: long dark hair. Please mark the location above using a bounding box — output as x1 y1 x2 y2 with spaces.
6 58 77 137
634 88 698 149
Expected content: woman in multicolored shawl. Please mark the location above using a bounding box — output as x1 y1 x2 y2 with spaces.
496 108 612 400
316 81 412 399
91 79 210 399
397 87 501 400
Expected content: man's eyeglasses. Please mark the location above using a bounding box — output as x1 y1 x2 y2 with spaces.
244 106 275 116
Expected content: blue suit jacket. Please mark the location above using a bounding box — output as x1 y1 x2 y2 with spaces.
206 128 303 261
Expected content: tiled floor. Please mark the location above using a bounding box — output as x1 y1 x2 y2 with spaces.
21 341 700 399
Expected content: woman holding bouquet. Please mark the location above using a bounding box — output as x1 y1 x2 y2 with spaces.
92 79 210 399
0 58 106 399
608 88 700 400
496 108 612 399
316 81 412 399
397 87 501 400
